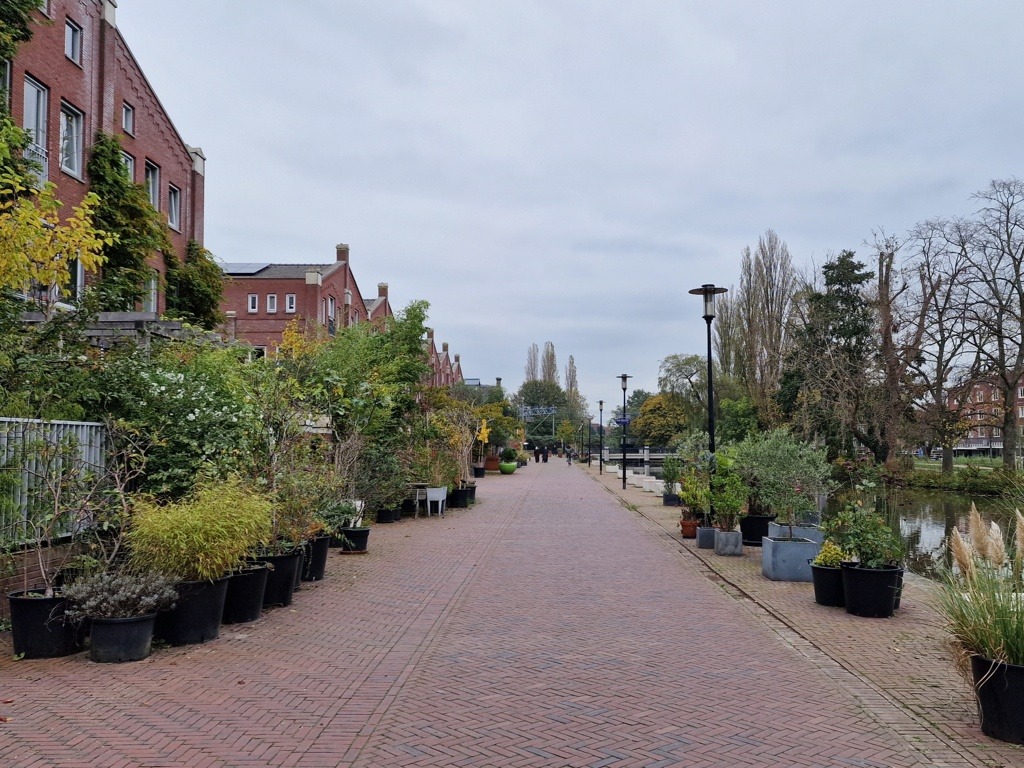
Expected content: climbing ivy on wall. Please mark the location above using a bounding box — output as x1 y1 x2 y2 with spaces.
165 240 224 330
86 132 171 310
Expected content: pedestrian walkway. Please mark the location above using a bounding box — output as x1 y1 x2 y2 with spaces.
0 460 1018 767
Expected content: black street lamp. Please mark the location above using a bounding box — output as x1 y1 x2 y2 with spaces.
587 418 593 467
619 373 631 490
598 400 604 474
688 283 728 525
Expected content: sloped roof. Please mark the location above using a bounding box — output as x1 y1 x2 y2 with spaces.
221 263 344 279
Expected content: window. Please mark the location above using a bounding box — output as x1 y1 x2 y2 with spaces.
122 102 134 134
992 391 999 401
40 1 51 17
1019 406 1024 419
167 184 180 230
65 258 85 302
247 294 258 313
328 296 335 319
59 102 84 176
266 294 277 313
64 19 82 63
994 428 1002 437
144 161 159 208
22 76 48 179
1018 387 1024 399
121 151 134 179
285 294 296 313
142 273 158 313
0 60 9 106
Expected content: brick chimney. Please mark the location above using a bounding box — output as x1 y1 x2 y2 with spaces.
496 377 502 388
336 243 349 263
377 282 388 298
442 342 449 353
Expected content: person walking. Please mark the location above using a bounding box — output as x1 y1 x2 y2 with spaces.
534 446 541 463
542 446 549 463
566 448 573 466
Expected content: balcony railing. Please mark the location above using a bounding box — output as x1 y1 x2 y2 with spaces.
23 142 48 183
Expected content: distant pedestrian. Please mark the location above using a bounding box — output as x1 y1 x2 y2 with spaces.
534 447 541 463
542 446 549 463
566 449 572 466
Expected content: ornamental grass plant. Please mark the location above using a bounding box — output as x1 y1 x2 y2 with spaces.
128 476 272 582
938 506 1024 674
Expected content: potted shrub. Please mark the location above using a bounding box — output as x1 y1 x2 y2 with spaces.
809 540 848 607
821 497 903 618
711 455 747 557
938 509 1024 744
498 447 518 475
679 465 714 548
3 426 105 659
322 500 369 553
63 569 178 663
128 477 272 645
678 510 699 539
734 430 831 578
661 455 682 506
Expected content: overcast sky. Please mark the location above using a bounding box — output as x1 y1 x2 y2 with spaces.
116 1 1024 413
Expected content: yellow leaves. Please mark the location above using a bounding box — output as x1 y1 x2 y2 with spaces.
0 175 113 302
476 418 490 444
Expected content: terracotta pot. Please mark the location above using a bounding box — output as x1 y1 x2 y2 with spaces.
679 519 698 539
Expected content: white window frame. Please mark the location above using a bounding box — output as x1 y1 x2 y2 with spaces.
22 76 48 179
167 184 181 230
1019 405 1024 419
59 102 84 177
247 294 258 313
122 102 134 134
144 161 159 209
40 1 51 18
1018 387 1024 399
328 296 336 319
266 294 277 313
64 19 82 64
121 151 134 180
285 293 296 313
142 273 158 313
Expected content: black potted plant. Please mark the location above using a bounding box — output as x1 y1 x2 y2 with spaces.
821 499 903 618
63 569 178 663
661 455 682 506
809 540 847 607
128 477 273 645
322 500 369 554
938 508 1024 744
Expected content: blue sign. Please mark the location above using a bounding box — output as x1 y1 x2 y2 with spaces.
614 416 631 426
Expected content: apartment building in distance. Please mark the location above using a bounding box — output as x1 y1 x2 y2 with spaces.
220 243 463 386
947 379 1024 460
6 0 205 311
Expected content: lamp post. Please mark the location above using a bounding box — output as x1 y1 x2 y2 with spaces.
619 374 631 490
689 283 728 525
587 418 593 467
598 400 604 474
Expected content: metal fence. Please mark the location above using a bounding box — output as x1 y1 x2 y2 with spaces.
0 417 106 541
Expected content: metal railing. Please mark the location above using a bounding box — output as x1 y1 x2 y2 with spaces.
22 142 48 183
0 417 105 540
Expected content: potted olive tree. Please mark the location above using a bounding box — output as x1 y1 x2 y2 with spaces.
711 453 748 557
734 430 832 581
661 455 682 506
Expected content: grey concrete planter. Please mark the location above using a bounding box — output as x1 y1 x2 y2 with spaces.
767 521 825 544
761 536 821 581
696 526 716 549
714 530 743 556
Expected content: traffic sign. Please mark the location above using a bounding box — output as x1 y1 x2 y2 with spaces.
614 416 631 426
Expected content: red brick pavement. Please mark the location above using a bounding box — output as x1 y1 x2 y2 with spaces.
0 461 1013 766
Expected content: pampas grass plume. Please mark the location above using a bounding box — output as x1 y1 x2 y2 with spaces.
969 503 989 560
987 521 1007 567
949 530 975 580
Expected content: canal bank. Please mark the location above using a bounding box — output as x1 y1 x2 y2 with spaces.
584 461 1024 767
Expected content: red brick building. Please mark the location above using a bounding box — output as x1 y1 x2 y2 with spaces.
221 243 463 386
5 0 205 312
947 379 1024 460
220 243 390 353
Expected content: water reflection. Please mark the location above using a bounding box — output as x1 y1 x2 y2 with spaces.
826 490 1017 579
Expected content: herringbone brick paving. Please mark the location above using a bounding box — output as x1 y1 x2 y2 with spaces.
0 460 1017 766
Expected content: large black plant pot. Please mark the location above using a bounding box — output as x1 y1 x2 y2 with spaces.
466 484 477 504
223 564 270 624
472 466 486 478
154 576 229 646
301 535 330 582
449 488 470 508
841 564 902 618
89 613 157 663
337 526 370 554
292 548 305 591
377 506 399 524
740 514 776 547
972 656 1024 744
8 591 81 659
810 564 845 607
260 550 302 607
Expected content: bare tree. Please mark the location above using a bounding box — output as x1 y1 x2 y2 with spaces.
524 343 539 382
907 218 979 472
965 178 1024 470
